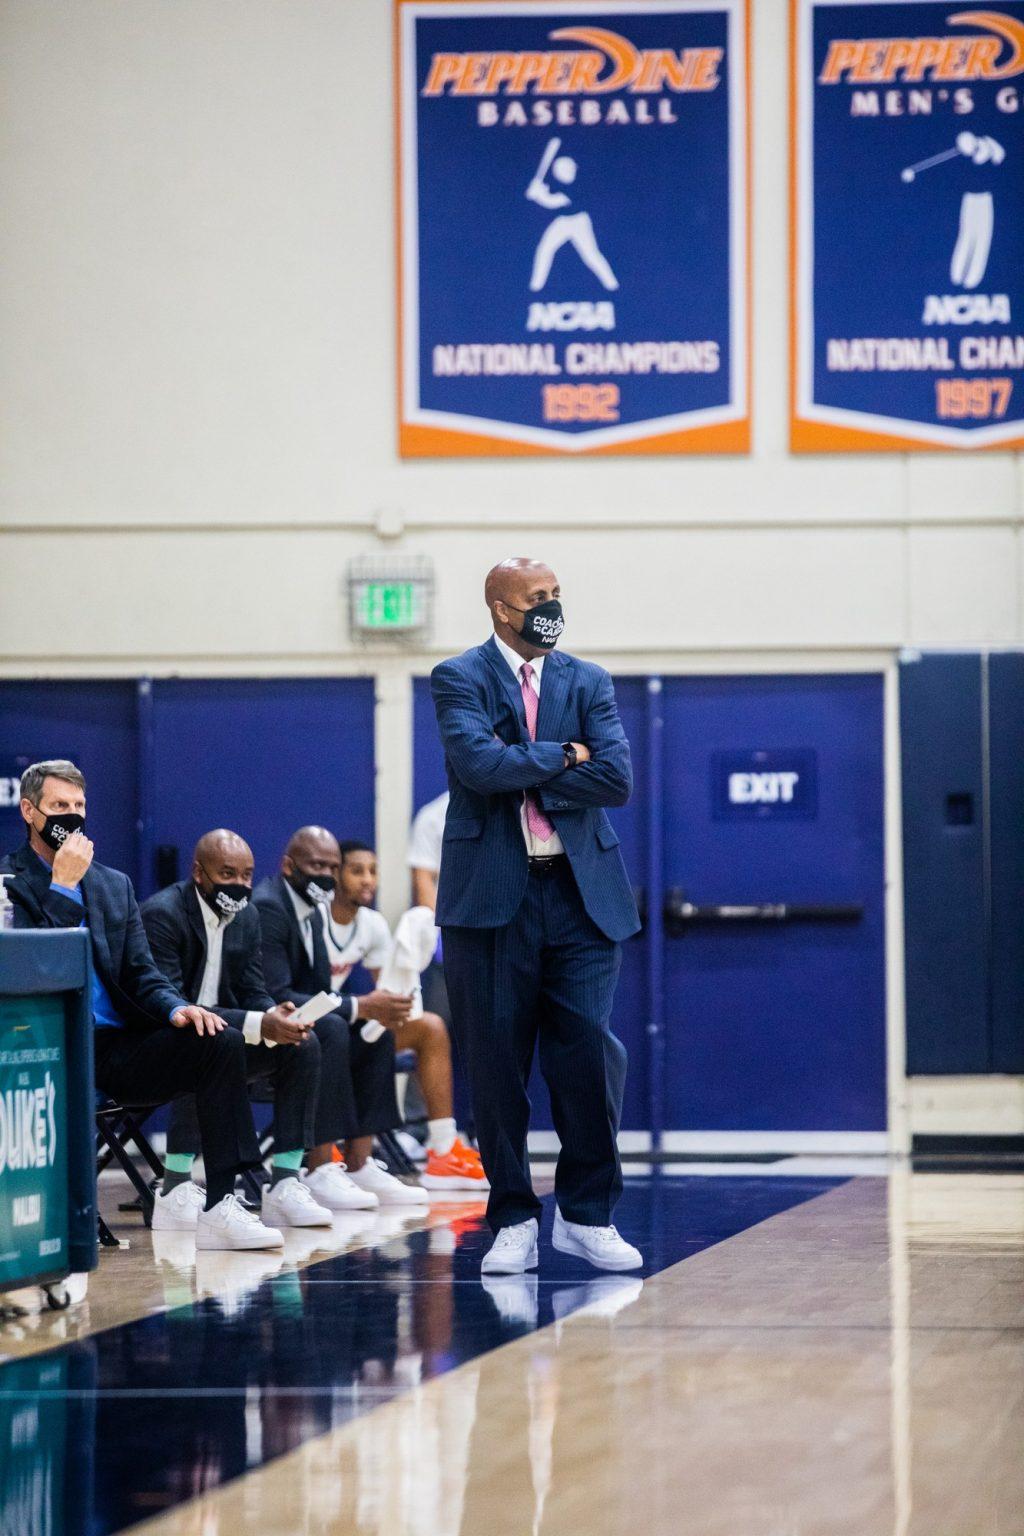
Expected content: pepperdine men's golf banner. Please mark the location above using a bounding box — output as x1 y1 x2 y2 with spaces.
791 0 1024 450
395 0 750 457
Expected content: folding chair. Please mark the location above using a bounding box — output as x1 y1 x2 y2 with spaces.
95 1099 165 1234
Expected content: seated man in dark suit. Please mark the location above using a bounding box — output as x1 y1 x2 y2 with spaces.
141 828 358 1229
2 760 281 1251
254 825 427 1208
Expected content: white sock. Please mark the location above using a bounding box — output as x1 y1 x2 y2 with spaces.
428 1117 457 1156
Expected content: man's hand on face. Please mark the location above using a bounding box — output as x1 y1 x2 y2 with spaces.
260 1002 311 1046
357 991 414 1030
171 1005 226 1036
51 831 94 889
568 742 591 764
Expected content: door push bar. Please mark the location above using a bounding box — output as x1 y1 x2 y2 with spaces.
663 887 864 934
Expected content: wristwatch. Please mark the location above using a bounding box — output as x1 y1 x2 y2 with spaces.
561 741 578 770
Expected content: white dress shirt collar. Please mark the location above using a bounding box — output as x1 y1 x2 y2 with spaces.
493 633 545 688
284 878 315 924
196 887 234 936
284 877 320 967
194 884 268 1047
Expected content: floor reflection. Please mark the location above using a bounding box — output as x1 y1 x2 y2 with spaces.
0 1178 841 1536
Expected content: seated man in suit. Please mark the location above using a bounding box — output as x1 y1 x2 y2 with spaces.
324 838 486 1190
141 828 368 1228
254 826 427 1208
2 760 281 1251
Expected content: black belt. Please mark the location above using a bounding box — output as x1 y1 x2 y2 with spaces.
528 854 567 875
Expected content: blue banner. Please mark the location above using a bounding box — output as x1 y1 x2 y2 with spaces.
398 1 749 456
793 0 1024 450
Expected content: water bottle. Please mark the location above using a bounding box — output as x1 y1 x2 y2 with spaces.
0 876 14 930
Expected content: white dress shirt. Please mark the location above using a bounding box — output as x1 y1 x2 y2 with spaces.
492 633 565 857
284 880 316 964
194 889 268 1046
407 791 450 875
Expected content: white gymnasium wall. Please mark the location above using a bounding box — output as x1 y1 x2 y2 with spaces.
1 0 1021 675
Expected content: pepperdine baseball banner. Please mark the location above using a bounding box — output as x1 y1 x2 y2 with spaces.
396 0 750 456
791 0 1024 451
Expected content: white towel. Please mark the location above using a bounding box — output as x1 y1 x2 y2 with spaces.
359 905 439 1042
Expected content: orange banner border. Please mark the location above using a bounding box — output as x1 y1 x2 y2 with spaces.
395 0 752 459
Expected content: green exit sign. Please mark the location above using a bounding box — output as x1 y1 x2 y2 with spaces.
356 581 418 630
348 559 432 642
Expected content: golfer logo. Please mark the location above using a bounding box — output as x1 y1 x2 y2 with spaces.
526 137 619 292
901 131 1006 290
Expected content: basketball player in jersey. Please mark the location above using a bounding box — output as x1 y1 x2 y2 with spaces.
322 839 487 1191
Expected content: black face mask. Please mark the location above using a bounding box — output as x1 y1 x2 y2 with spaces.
507 599 564 651
34 813 86 852
198 869 251 918
288 870 335 905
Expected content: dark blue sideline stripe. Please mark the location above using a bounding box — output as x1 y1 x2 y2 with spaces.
0 1176 843 1536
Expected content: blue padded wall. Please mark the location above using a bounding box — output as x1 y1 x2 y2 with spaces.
988 652 1024 1073
900 651 1024 1075
900 654 987 1073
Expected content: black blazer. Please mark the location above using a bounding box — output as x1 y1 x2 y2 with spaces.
140 880 275 1033
252 875 356 1022
1 842 187 1031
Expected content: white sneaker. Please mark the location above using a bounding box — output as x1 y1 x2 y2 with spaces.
304 1162 379 1212
262 1177 332 1228
195 1193 284 1251
481 1218 539 1275
152 1180 206 1231
348 1157 429 1208
552 1210 642 1271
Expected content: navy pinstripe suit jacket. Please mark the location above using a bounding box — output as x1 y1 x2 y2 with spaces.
430 637 641 942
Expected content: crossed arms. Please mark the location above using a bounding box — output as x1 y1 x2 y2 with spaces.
431 662 632 809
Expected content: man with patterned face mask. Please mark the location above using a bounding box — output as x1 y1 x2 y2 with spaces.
254 827 426 1209
141 829 337 1231
431 559 643 1276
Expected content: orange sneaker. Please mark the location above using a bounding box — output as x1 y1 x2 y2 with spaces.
421 1138 490 1191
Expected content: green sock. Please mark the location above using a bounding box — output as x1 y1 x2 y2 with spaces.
163 1153 195 1193
271 1148 304 1186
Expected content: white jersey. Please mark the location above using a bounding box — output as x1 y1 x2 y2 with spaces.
320 906 392 990
407 791 449 874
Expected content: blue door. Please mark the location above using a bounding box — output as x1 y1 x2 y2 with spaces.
415 671 886 1137
143 678 377 896
0 681 141 882
660 674 887 1133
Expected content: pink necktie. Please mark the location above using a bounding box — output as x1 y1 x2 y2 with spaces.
520 663 556 843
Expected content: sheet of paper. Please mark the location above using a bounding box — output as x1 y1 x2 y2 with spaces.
290 991 340 1026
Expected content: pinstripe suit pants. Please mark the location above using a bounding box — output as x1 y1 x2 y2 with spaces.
443 858 626 1233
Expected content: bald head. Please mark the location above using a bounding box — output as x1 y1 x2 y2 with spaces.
191 828 255 915
484 558 556 608
485 558 562 661
194 828 251 869
284 825 339 864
